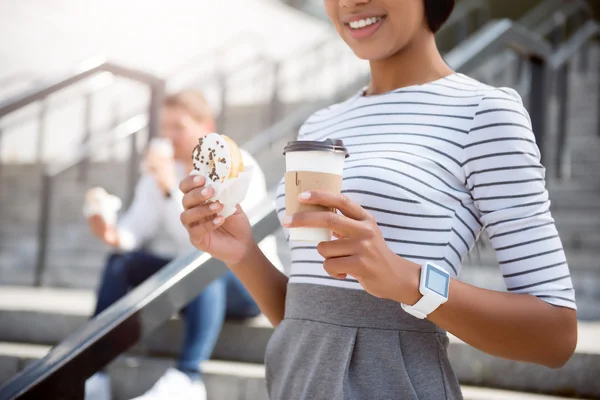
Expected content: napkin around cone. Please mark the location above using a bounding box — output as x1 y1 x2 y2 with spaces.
189 166 254 218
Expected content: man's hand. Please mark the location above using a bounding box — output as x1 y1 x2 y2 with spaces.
88 214 120 247
146 149 177 195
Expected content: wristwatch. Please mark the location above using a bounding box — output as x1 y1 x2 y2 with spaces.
401 262 450 319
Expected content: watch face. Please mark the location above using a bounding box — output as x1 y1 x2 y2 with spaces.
425 264 449 298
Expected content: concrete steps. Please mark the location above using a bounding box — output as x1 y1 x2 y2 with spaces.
0 286 599 399
0 343 592 400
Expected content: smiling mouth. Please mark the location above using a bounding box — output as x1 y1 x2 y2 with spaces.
347 16 384 30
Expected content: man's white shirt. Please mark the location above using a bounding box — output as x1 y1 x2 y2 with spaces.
116 149 282 271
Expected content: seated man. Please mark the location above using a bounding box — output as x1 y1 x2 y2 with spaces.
85 90 273 400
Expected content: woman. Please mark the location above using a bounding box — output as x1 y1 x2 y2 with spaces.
179 1 578 399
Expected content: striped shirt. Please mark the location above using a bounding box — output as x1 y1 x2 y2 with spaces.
275 73 576 310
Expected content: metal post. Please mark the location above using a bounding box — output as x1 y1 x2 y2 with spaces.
549 19 564 98
0 127 3 182
555 64 570 180
216 72 228 133
597 61 600 138
578 13 590 74
269 62 281 125
35 173 53 287
148 81 166 140
529 56 548 165
111 101 120 160
515 58 525 87
127 131 140 206
36 98 48 164
78 93 93 182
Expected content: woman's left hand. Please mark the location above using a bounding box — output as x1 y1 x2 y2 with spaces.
282 190 420 303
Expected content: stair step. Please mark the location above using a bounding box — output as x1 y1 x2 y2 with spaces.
0 286 598 399
0 342 268 400
0 343 590 400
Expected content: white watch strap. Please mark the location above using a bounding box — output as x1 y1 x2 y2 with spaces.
402 294 441 319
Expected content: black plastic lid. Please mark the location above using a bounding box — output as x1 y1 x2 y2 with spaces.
283 139 349 158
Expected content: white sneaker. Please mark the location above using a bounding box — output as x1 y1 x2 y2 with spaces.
130 368 207 400
85 372 112 400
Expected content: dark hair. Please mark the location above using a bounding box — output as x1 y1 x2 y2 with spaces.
424 0 455 33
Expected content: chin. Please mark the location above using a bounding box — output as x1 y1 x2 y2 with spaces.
348 45 397 61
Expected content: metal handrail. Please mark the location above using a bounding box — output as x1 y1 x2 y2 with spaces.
519 0 564 28
0 58 165 141
446 19 553 71
0 204 278 400
33 114 149 286
0 58 162 117
487 0 594 83
447 16 599 178
437 0 491 43
446 19 552 150
535 0 592 37
0 34 264 163
549 19 600 69
549 19 600 179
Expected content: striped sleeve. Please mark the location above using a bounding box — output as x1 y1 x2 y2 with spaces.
463 89 576 309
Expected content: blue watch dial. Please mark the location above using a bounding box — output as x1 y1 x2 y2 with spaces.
425 264 449 298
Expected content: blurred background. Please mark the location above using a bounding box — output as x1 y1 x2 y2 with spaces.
0 0 599 399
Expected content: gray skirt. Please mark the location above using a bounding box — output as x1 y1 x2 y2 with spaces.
265 284 463 400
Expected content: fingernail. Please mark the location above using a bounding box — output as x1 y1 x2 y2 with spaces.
201 188 209 196
298 192 311 200
282 216 292 226
213 216 223 225
209 203 220 211
193 176 202 185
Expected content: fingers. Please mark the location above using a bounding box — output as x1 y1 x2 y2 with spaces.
317 239 354 259
282 211 362 237
323 255 358 280
187 215 225 245
179 174 206 195
180 202 223 228
298 191 370 221
182 185 216 210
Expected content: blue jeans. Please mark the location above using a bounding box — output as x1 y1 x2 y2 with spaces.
93 251 260 374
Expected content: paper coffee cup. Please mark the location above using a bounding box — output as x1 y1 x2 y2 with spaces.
149 138 174 158
83 187 122 226
283 139 348 242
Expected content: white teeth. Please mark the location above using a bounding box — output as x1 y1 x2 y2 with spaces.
348 17 382 30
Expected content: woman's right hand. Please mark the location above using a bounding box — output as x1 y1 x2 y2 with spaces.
179 175 255 265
